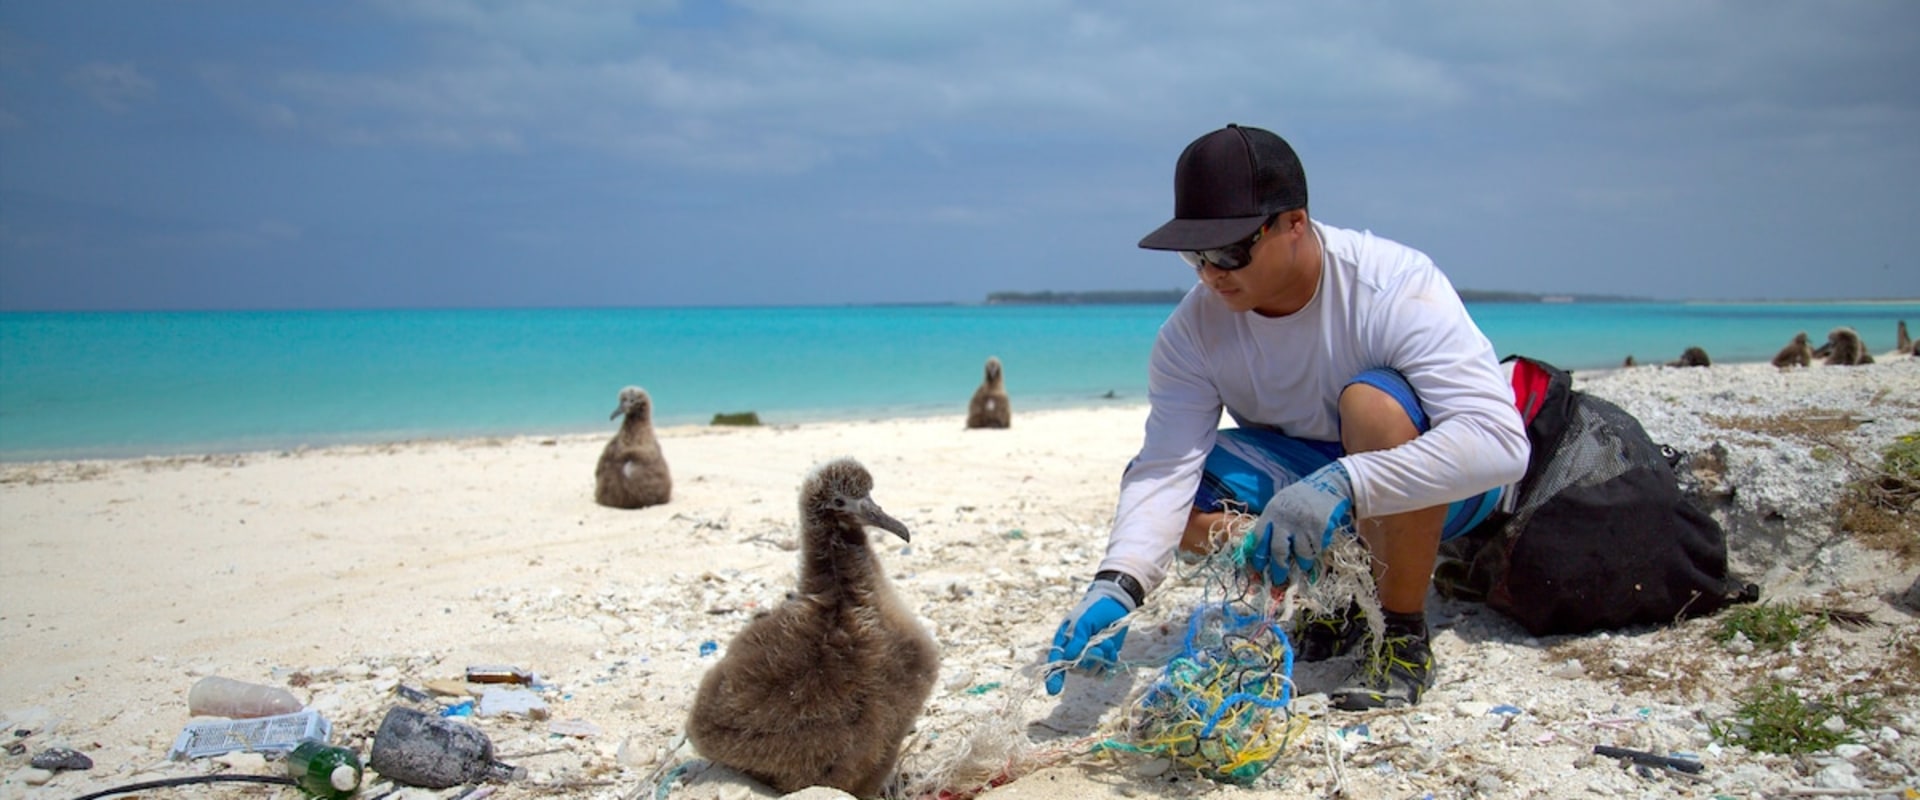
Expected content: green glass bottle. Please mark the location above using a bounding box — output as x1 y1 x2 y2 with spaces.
287 740 363 800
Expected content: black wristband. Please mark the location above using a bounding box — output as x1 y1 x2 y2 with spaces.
1093 570 1146 607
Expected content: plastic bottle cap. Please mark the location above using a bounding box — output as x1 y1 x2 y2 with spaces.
330 764 360 792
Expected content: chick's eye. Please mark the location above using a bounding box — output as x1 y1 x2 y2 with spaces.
833 498 847 509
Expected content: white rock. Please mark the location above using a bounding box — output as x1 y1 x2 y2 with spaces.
1550 659 1585 679
1454 701 1493 718
16 767 55 786
1812 761 1862 789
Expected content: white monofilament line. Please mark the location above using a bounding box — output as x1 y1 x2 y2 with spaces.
1215 509 1381 637
893 513 1382 798
896 611 1141 798
1264 513 1383 652
894 653 1112 798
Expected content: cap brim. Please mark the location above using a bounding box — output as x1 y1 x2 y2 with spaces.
1137 215 1268 251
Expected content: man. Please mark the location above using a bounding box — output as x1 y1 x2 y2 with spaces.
1045 124 1529 710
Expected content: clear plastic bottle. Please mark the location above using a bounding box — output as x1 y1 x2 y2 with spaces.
286 740 363 800
187 676 304 718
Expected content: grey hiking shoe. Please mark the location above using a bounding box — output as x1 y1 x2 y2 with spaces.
1330 627 1435 710
1291 600 1366 663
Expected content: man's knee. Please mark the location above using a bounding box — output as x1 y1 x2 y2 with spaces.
1340 382 1421 453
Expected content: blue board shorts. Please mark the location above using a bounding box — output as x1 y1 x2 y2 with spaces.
1193 367 1500 541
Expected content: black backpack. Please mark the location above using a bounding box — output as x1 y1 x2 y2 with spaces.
1434 356 1759 636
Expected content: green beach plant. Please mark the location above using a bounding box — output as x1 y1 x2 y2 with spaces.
1837 430 1920 564
1713 603 1824 651
1709 680 1879 755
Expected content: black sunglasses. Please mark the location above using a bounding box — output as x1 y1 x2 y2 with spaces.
1179 214 1279 271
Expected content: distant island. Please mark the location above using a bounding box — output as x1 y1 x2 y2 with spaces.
985 289 1648 305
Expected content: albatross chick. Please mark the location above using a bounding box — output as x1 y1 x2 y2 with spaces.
594 386 671 509
966 356 1011 429
686 457 939 798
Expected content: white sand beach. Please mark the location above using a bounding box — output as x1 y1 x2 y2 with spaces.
3 358 1918 800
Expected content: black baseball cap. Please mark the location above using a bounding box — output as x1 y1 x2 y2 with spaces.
1138 124 1308 251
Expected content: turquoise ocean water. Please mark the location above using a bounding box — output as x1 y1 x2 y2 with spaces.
2 301 1915 461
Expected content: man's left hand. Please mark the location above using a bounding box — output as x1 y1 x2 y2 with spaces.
1247 461 1356 580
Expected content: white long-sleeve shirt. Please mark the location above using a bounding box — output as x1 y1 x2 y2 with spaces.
1100 221 1530 595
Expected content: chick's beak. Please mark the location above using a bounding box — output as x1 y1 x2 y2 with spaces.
857 498 911 542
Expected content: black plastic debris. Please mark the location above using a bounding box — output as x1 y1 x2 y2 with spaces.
31 746 94 772
1593 745 1703 774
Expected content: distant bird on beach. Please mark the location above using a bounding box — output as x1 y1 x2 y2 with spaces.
686 458 939 798
1897 320 1912 356
1771 331 1813 369
594 386 671 509
966 356 1011 429
1816 327 1874 366
1666 346 1711 368
1622 354 1637 368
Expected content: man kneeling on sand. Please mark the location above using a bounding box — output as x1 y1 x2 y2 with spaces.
1045 124 1529 710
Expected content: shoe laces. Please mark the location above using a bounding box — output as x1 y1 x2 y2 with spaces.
1297 602 1361 632
1364 631 1432 684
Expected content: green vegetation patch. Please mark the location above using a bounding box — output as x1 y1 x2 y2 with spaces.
1710 680 1880 755
1837 431 1920 564
1714 603 1825 651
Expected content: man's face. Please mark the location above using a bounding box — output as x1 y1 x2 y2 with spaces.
1192 210 1314 316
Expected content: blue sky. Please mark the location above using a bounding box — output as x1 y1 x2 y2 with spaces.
1 1 1915 311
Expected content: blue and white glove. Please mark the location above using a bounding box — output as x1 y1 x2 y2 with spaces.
1044 576 1138 695
1245 461 1356 581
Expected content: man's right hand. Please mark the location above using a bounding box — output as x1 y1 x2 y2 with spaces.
1044 578 1138 695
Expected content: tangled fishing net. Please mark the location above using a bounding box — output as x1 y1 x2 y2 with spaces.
1108 597 1301 782
887 511 1380 797
1099 509 1378 783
